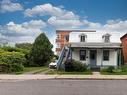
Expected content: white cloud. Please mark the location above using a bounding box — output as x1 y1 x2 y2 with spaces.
103 20 127 32
0 0 23 12
47 16 83 28
24 3 79 19
24 3 63 17
83 19 127 33
24 3 83 28
0 20 46 44
83 20 102 28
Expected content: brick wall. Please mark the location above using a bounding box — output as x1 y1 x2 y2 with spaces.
121 34 127 64
56 31 71 55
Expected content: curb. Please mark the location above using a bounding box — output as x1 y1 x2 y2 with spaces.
0 75 127 80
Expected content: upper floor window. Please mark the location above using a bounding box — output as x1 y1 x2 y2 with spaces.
57 43 61 48
57 34 61 39
102 33 111 43
79 33 87 42
64 35 69 42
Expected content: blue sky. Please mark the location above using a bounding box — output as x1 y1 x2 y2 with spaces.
0 0 127 50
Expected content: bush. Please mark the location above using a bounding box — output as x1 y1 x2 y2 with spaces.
121 65 127 72
65 59 87 72
106 66 115 73
0 52 25 73
1 46 29 54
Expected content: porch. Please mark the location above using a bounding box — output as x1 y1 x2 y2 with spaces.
70 42 122 68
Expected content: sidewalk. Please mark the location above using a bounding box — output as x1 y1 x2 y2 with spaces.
0 74 127 80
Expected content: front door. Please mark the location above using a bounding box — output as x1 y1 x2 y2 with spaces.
90 50 97 66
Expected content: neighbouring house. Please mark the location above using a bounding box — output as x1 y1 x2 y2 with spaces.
121 33 127 64
57 30 122 70
56 30 96 55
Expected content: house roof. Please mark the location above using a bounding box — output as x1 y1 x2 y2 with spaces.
120 33 127 40
70 42 121 49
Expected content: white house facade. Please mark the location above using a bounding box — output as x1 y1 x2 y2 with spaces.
68 31 122 68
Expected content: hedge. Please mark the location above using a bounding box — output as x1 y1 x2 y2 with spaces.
0 52 26 73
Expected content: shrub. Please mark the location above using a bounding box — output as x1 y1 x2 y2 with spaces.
106 66 115 73
0 52 25 73
1 46 29 54
65 59 87 72
121 65 127 72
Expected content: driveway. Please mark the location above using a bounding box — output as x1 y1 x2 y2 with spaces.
0 80 127 95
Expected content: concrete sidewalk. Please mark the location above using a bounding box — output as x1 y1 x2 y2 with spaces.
0 74 127 80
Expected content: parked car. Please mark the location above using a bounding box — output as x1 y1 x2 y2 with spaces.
49 60 57 69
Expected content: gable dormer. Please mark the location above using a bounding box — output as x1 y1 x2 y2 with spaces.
79 33 87 42
102 33 111 43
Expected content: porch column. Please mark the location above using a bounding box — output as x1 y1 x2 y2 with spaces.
87 50 90 66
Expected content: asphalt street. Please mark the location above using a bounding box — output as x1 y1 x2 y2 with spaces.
0 79 127 95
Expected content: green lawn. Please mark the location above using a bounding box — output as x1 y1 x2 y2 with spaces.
100 71 127 75
46 69 92 75
100 68 127 75
15 66 48 75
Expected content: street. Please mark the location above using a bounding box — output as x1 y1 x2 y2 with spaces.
0 79 127 95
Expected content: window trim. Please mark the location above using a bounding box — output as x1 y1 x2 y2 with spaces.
79 33 87 42
102 33 111 43
80 35 86 42
103 50 109 61
79 50 86 61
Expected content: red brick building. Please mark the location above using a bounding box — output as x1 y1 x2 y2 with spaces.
121 33 127 64
56 30 96 55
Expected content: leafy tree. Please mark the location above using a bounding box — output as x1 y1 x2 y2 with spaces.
29 33 53 66
15 43 32 50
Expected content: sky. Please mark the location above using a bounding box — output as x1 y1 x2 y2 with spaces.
0 0 127 51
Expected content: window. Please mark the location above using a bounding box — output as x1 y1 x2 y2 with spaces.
102 33 111 43
79 33 87 42
79 50 86 60
103 50 109 61
105 36 110 43
65 35 69 42
57 43 61 48
80 35 85 42
57 34 60 39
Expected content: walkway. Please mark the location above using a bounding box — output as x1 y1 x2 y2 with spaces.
0 74 127 80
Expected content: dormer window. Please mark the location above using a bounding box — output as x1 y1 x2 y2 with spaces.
79 33 87 42
102 33 111 43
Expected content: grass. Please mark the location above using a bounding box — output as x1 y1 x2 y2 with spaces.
46 69 92 75
15 66 48 75
100 67 127 75
100 71 127 75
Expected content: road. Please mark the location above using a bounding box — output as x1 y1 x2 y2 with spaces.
0 79 127 95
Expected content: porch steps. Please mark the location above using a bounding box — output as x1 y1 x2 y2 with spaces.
90 67 100 71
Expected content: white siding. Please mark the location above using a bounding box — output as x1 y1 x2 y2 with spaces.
72 49 118 66
72 48 89 64
69 31 121 43
102 50 117 66
96 49 102 66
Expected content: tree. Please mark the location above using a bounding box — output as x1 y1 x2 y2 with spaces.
29 33 53 66
15 43 32 50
